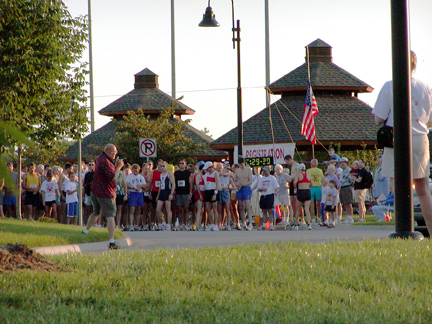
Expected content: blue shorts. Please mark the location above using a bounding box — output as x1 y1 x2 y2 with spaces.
129 192 144 207
217 190 230 204
310 186 322 201
3 196 17 206
67 202 78 217
236 186 252 201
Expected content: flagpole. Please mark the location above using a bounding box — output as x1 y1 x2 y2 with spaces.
306 46 315 159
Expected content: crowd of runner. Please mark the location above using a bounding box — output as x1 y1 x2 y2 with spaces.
1 148 382 231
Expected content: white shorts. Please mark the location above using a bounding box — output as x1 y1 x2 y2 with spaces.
382 134 430 179
277 193 291 206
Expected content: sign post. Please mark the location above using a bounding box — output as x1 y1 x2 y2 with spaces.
139 138 157 161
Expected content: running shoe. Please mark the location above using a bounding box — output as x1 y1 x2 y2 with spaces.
246 224 253 231
307 224 312 230
108 242 121 250
270 223 274 231
211 224 219 231
292 225 299 231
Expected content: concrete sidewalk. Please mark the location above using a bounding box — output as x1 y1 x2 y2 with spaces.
32 224 395 255
33 235 134 255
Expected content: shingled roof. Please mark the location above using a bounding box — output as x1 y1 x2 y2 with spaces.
268 62 373 94
210 95 378 151
98 88 195 117
99 68 195 117
62 119 226 162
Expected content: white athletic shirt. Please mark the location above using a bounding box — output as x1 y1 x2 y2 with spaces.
40 180 59 202
257 175 279 196
65 181 78 204
126 173 146 193
372 78 432 136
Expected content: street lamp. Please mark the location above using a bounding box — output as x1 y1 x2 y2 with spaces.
199 0 243 158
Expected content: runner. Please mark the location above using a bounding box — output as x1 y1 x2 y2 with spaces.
22 162 41 221
306 159 324 222
292 163 312 231
193 163 206 230
203 161 220 231
234 157 253 230
217 163 235 230
126 164 146 231
257 166 279 230
40 170 60 221
274 164 291 225
174 159 191 230
156 162 176 231
284 155 299 224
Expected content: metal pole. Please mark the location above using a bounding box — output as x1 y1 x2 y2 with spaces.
88 0 95 133
171 0 176 99
388 0 423 240
234 19 243 157
78 140 83 226
17 145 22 219
264 0 270 88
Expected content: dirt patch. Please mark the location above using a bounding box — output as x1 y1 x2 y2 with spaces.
0 244 62 272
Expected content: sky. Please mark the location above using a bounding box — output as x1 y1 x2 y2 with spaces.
66 0 432 140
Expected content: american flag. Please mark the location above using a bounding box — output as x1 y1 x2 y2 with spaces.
301 82 319 144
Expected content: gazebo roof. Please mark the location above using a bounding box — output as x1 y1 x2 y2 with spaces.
98 88 195 117
210 95 378 150
268 62 373 94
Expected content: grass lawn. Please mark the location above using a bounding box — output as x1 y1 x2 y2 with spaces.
0 218 123 248
1 239 432 323
351 213 396 226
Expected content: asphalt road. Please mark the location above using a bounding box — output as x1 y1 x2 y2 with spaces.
123 224 394 251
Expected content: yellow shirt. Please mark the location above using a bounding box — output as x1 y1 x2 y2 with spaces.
307 167 324 187
25 173 40 191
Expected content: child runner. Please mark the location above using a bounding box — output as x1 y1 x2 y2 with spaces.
40 170 60 221
65 172 79 225
319 177 330 226
325 179 339 228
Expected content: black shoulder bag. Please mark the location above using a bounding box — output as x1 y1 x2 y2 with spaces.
376 119 393 148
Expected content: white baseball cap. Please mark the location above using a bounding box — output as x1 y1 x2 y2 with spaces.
297 163 306 170
203 161 213 170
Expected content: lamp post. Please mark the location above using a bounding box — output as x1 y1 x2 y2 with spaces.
199 0 243 158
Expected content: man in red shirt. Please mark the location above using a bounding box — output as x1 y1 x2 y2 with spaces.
82 144 124 249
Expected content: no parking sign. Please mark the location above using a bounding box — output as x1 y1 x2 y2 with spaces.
139 138 157 158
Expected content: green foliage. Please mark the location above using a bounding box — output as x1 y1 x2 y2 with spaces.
22 138 73 165
0 0 89 152
114 107 206 165
0 121 32 191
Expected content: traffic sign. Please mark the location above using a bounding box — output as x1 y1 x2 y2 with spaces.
139 138 157 158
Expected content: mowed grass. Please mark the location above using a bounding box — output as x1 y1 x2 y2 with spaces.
1 240 432 323
0 218 123 247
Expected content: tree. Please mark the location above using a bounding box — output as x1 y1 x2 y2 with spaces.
114 107 206 165
0 0 89 152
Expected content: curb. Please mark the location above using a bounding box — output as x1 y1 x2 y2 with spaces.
32 235 134 256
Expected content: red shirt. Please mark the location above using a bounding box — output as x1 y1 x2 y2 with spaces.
91 152 116 198
151 170 162 192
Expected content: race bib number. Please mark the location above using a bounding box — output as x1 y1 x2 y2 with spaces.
144 191 149 197
221 182 228 189
160 182 165 190
178 180 185 187
155 181 160 188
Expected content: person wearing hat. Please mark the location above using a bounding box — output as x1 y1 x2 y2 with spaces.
202 161 220 231
257 166 279 230
292 163 312 230
339 157 355 224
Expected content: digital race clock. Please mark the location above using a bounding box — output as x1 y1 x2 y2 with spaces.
244 156 274 167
